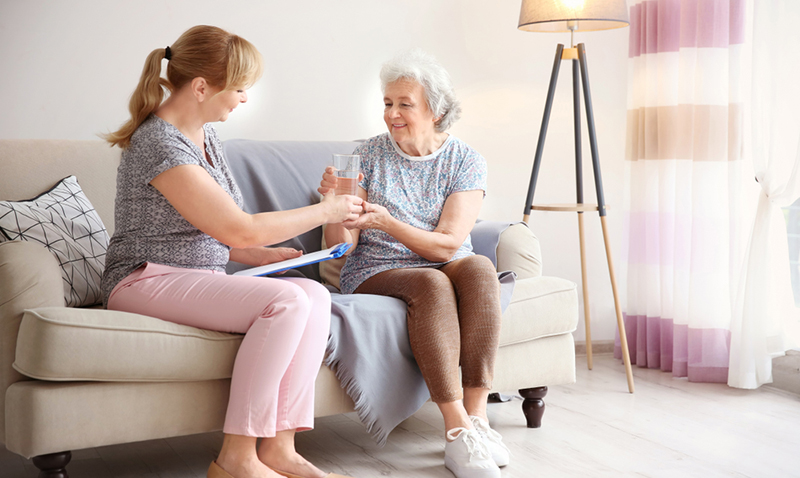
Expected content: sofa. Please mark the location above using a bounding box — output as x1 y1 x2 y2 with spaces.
0 138 578 477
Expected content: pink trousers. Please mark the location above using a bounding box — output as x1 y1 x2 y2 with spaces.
107 262 330 437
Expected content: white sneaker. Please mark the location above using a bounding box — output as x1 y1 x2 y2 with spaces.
469 416 511 467
444 427 501 478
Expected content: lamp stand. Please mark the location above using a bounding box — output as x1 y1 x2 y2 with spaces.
522 43 634 393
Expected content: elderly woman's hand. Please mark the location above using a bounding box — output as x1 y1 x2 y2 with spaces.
318 166 364 195
318 166 338 195
343 201 391 231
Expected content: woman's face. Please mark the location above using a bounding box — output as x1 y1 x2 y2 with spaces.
208 87 248 122
383 79 438 146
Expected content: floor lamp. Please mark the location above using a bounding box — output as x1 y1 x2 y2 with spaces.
518 0 635 393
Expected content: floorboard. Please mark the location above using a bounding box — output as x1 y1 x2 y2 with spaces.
2 354 798 478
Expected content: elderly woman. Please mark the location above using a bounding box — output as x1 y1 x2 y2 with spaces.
320 50 508 478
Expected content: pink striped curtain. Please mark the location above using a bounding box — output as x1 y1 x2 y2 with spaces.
616 0 746 382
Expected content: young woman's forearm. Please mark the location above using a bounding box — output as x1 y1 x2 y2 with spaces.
150 165 362 249
229 247 262 265
232 203 333 248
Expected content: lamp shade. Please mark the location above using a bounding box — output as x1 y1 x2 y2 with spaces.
518 0 629 32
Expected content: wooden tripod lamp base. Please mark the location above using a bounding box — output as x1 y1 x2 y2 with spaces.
521 42 635 394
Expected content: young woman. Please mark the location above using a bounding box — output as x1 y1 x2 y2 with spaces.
103 25 360 478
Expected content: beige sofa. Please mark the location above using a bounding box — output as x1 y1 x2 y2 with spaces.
0 139 578 476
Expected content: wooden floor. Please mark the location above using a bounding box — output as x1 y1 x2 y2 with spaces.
2 354 799 478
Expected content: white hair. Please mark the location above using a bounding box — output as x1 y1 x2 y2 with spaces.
379 49 462 132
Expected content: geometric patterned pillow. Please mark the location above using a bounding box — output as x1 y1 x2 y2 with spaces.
0 176 110 307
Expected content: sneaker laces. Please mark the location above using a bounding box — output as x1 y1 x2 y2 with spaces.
446 427 491 463
470 416 511 453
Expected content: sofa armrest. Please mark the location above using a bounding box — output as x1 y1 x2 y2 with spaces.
496 223 542 280
0 240 64 439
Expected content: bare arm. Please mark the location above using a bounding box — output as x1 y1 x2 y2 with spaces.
344 189 483 263
150 164 363 249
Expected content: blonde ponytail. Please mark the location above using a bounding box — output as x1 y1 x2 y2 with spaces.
104 25 263 149
104 48 171 149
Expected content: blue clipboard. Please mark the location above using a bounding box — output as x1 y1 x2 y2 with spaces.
233 242 351 277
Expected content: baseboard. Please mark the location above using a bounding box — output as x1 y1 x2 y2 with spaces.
574 343 800 396
574 340 615 356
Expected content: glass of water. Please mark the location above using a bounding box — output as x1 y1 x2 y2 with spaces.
332 154 361 196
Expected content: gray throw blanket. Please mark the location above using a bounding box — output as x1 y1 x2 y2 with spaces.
325 220 516 446
221 139 516 446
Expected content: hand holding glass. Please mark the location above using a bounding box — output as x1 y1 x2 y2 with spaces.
332 154 360 196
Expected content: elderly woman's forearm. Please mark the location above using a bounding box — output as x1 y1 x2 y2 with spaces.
383 218 462 263
325 222 358 249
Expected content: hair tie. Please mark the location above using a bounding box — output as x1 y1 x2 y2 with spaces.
164 46 172 61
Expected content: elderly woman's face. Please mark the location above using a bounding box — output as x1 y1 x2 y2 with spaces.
383 79 438 147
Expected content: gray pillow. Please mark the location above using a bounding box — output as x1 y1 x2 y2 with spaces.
0 175 109 307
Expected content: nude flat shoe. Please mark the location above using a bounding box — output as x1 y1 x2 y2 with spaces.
207 461 235 478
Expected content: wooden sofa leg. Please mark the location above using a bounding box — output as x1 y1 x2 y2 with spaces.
519 386 548 428
32 451 71 478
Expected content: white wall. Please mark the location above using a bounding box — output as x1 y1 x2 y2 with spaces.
0 0 630 342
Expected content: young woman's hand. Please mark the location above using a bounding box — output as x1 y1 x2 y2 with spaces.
320 190 363 223
229 246 302 268
343 201 391 231
261 247 303 265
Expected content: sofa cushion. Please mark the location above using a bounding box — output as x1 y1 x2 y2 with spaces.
499 275 578 347
496 222 542 280
13 307 242 382
0 176 109 307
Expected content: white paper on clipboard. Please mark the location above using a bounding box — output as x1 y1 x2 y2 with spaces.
232 242 351 277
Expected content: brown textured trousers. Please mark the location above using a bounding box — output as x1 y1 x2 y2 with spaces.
354 254 502 403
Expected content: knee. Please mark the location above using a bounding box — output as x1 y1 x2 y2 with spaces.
466 254 497 277
414 268 453 292
397 269 456 319
303 279 332 327
455 255 499 290
476 256 500 292
284 278 331 327
260 282 312 325
304 279 332 306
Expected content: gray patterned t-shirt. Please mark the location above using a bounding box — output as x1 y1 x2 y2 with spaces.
101 115 244 306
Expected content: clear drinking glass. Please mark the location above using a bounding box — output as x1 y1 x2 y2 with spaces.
332 154 361 196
